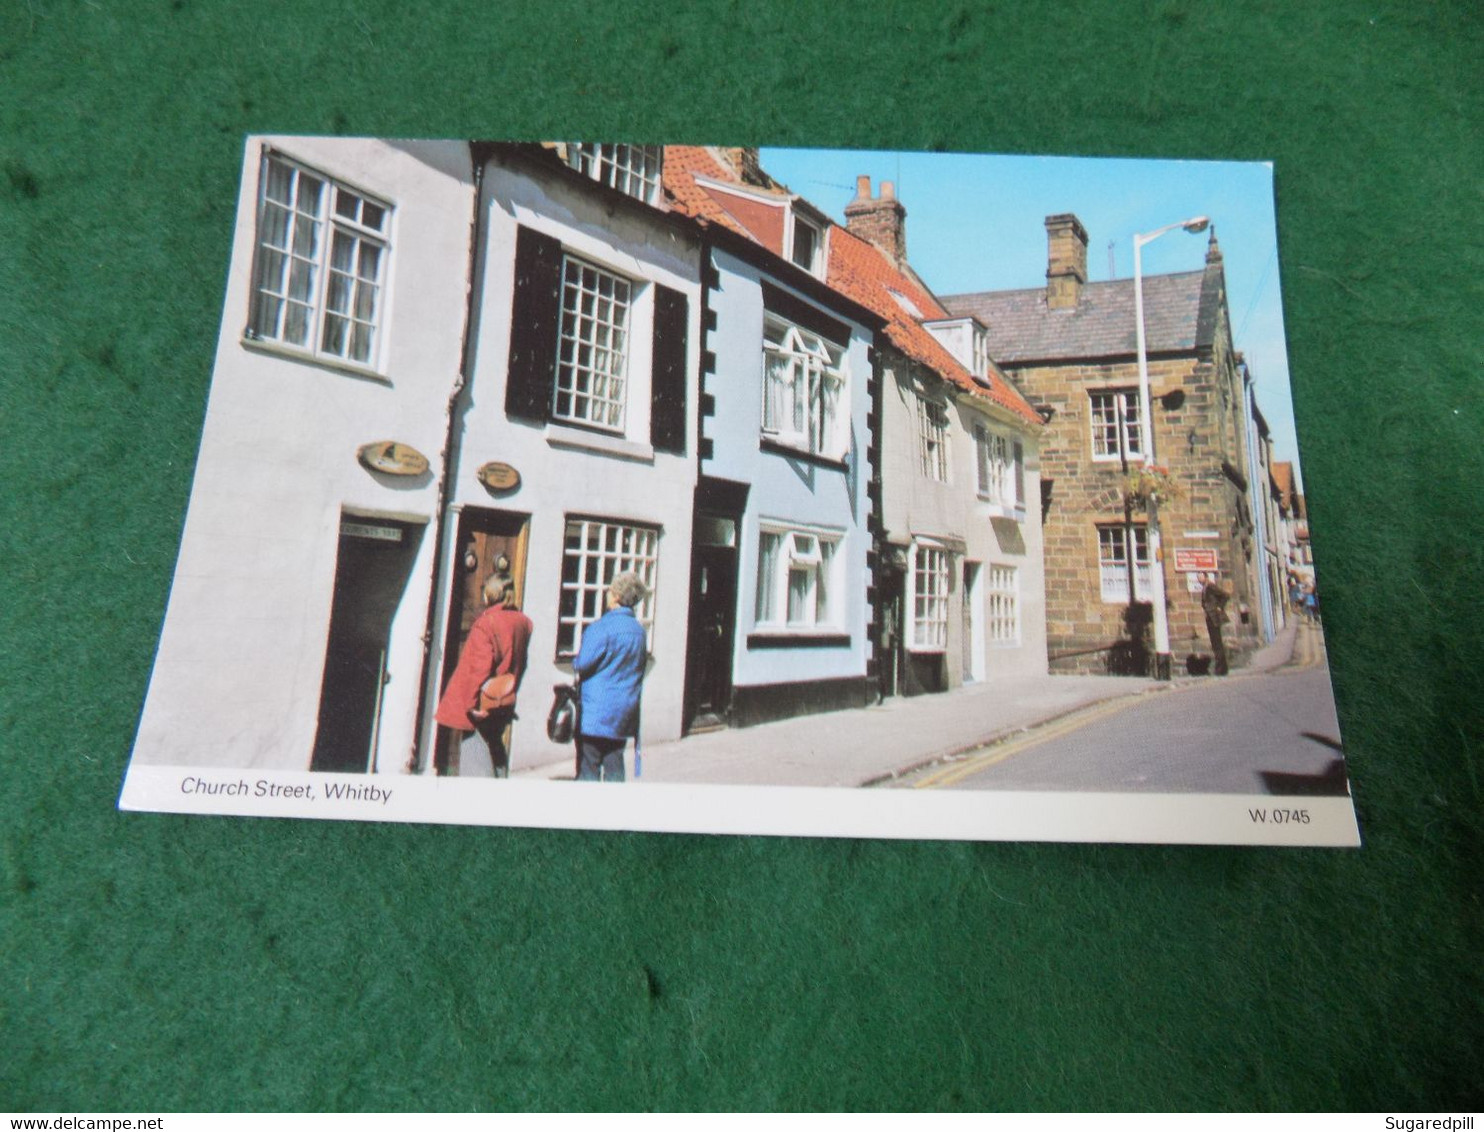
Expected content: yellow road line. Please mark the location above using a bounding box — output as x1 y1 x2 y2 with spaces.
912 693 1152 790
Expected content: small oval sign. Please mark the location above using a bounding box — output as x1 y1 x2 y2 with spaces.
477 461 521 493
357 441 429 477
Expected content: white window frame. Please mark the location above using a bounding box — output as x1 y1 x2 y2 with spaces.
987 564 1020 646
786 210 826 279
754 524 844 633
247 153 391 370
553 254 633 434
917 395 950 482
972 324 991 381
1098 524 1153 604
556 517 658 657
565 143 662 204
761 315 848 459
975 424 1021 514
1089 389 1145 462
908 542 951 653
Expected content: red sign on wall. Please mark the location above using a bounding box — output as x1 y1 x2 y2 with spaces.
1174 548 1219 572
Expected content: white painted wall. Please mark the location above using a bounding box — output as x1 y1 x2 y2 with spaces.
703 248 874 690
426 153 704 772
879 354 1048 687
134 137 476 770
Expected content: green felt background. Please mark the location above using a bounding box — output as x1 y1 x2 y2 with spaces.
2 0 1480 1112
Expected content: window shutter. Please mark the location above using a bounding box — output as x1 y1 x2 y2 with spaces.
505 225 563 423
650 283 689 454
1013 440 1025 508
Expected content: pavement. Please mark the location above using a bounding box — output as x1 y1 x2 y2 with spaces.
512 620 1310 788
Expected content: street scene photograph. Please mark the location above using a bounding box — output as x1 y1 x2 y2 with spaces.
120 139 1357 845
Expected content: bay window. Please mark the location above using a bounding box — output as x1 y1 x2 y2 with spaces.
755 526 841 631
909 543 951 652
761 316 847 459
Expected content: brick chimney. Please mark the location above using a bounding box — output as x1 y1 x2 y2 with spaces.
719 147 766 186
845 175 907 267
1045 213 1089 310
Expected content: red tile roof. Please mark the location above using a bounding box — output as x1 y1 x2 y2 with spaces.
663 146 1042 427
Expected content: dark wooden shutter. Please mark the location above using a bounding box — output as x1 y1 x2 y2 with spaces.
650 283 689 454
505 225 563 423
1013 439 1026 509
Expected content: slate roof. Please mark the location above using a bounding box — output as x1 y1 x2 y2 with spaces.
942 265 1222 365
662 146 1042 427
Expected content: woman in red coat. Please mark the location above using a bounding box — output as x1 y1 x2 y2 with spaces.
435 573 532 777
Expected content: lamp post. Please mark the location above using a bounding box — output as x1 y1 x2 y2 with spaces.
1133 215 1209 681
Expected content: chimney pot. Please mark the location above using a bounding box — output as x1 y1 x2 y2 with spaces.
844 179 909 268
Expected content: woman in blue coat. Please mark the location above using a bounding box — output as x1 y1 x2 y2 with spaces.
573 571 649 782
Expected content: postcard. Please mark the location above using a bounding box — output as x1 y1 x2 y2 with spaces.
118 138 1360 846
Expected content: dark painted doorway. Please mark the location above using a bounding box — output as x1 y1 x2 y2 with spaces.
311 516 426 773
436 507 530 775
684 515 739 733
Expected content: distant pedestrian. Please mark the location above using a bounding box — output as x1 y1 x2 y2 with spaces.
572 571 649 782
1201 574 1231 676
1304 584 1320 625
434 573 532 777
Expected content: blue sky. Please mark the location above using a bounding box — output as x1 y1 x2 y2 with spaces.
760 147 1302 485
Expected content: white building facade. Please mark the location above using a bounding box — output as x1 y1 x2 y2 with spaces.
135 137 477 772
423 144 704 775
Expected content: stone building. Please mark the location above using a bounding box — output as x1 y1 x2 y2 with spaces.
944 214 1260 675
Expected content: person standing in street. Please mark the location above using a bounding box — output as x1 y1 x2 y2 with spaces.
1200 573 1231 676
434 573 532 777
572 571 648 782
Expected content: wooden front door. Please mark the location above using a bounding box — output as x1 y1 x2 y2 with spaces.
436 508 530 774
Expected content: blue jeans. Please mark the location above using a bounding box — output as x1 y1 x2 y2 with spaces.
576 735 626 782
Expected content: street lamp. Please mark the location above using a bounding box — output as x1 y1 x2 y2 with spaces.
1133 215 1209 681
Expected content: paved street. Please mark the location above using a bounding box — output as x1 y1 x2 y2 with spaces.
513 621 1346 795
894 626 1346 795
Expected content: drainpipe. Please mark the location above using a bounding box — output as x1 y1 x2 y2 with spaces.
406 141 489 774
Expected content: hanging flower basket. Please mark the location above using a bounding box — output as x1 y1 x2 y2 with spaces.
1123 465 1184 509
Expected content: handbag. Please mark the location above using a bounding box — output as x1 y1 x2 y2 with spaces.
546 682 579 744
477 671 518 714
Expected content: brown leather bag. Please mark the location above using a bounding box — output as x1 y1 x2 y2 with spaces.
477 672 518 714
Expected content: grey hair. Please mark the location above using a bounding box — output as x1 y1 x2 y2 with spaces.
482 572 514 605
608 571 648 608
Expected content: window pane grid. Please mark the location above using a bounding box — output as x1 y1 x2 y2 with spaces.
976 425 1014 504
988 565 1019 645
554 256 631 432
1090 390 1144 460
1099 525 1152 603
755 527 842 630
918 397 949 482
251 155 389 367
912 546 950 650
557 518 658 656
566 143 662 204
